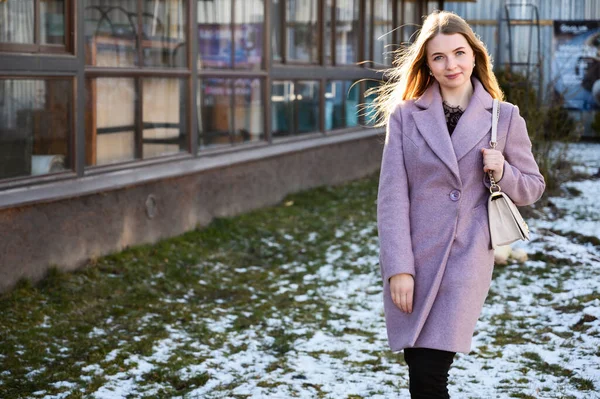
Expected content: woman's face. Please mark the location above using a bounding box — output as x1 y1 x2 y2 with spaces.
426 33 476 92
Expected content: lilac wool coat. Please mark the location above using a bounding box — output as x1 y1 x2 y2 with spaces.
377 77 545 354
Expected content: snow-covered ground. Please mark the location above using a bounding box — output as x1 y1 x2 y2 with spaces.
35 142 600 399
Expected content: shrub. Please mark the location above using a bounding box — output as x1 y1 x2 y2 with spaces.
495 68 581 197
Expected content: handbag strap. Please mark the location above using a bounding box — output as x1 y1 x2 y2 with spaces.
488 99 501 193
490 99 499 147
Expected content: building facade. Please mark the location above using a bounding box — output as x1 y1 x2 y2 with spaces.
0 0 445 292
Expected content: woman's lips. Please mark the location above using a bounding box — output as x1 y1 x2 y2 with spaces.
445 72 461 79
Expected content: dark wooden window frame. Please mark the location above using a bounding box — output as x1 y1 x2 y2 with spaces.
273 0 323 65
84 0 193 172
0 0 74 54
0 0 436 191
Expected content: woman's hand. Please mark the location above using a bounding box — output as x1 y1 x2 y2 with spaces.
481 148 505 182
390 273 414 313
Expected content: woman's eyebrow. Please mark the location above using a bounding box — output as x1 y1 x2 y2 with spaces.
430 47 466 56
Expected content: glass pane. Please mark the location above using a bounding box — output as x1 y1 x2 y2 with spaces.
346 81 359 127
403 0 417 43
0 0 34 44
84 0 138 67
41 0 66 45
336 0 359 65
363 80 380 126
271 0 282 62
363 0 372 66
234 0 264 69
297 80 319 133
197 0 233 69
325 0 333 64
143 78 188 158
373 0 393 67
326 80 359 130
325 81 343 130
143 0 187 68
271 80 294 138
233 79 264 143
198 78 232 148
287 0 318 63
427 1 440 14
0 79 72 180
86 78 136 166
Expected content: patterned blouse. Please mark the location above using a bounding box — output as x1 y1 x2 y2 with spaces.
442 100 465 136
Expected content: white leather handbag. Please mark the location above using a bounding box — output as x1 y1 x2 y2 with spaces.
487 99 530 249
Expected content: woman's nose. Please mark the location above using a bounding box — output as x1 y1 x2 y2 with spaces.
446 57 457 70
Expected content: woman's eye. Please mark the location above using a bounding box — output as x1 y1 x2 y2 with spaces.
456 51 465 56
433 55 443 61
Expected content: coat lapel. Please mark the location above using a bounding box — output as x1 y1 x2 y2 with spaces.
412 81 460 182
451 78 493 162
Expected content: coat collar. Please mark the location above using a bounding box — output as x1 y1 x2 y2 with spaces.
412 77 494 182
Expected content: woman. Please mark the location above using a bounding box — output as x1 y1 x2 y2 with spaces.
374 11 545 398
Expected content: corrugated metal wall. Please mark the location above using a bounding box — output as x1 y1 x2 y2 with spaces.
444 0 600 102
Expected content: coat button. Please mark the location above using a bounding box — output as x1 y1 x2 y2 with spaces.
450 190 461 201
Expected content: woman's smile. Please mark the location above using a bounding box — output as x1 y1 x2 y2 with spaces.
445 72 462 79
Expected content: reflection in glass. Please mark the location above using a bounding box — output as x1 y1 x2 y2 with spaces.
271 81 294 137
41 0 66 45
364 0 372 64
335 0 359 64
86 78 136 166
0 79 72 180
143 78 188 158
326 81 359 130
297 81 319 133
346 81 359 128
287 0 318 63
325 0 333 64
143 0 187 68
272 0 282 62
326 81 343 129
0 0 34 44
234 0 264 69
233 79 264 143
373 0 393 66
198 78 232 148
197 0 233 69
403 0 417 43
364 80 381 125
84 1 138 67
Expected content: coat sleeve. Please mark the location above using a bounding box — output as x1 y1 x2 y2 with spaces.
484 104 546 206
377 108 415 283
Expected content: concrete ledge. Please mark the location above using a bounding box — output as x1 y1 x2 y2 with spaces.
0 129 385 293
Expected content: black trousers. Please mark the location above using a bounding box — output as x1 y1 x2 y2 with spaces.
403 347 457 398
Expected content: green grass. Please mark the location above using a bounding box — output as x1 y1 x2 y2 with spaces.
0 174 381 398
1 169 598 398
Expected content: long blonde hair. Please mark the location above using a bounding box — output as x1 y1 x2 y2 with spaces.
367 10 504 127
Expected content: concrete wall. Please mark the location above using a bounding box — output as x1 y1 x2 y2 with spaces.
0 132 383 293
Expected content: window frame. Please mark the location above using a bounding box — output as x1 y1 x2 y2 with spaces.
0 0 74 54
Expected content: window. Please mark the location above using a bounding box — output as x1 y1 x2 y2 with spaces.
326 0 360 65
197 0 264 70
325 80 359 130
84 0 187 68
402 0 418 43
272 80 320 137
83 0 190 168
363 79 382 126
85 77 188 166
373 0 393 66
197 78 264 148
0 78 73 180
0 0 71 53
273 0 319 64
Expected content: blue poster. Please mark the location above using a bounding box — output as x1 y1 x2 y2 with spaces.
553 21 600 110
